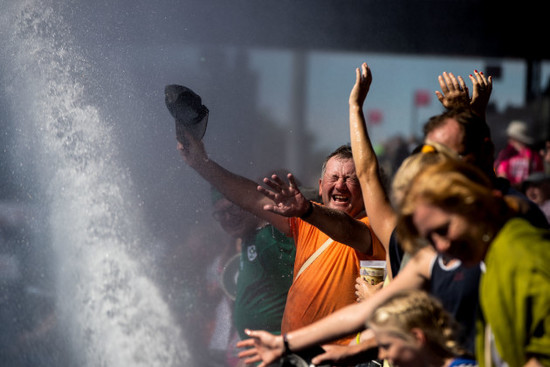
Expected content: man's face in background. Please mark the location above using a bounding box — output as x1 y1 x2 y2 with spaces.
212 198 260 239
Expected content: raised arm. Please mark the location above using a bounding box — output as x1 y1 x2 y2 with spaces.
259 173 373 253
349 62 396 250
237 246 435 366
177 131 290 235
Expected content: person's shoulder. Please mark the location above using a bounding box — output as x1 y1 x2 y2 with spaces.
402 246 436 278
492 218 550 264
260 223 292 239
502 216 548 238
448 357 477 367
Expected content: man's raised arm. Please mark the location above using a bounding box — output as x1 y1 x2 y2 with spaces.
177 131 290 235
258 173 373 254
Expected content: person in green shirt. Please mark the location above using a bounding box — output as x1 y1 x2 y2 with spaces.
210 189 295 341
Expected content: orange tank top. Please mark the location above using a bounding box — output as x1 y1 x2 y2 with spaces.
281 214 385 345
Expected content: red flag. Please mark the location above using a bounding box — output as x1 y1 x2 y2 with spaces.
367 109 383 125
414 89 431 107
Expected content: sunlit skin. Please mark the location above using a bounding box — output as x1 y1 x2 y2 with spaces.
425 118 482 169
525 184 549 206
525 186 544 205
412 201 488 267
425 118 465 155
319 157 364 218
374 330 423 367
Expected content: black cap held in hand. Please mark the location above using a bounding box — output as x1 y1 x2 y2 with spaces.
165 84 209 144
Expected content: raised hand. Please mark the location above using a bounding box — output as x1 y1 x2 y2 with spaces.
435 71 470 110
236 330 284 367
349 62 372 108
176 130 208 168
257 173 311 217
435 70 493 118
469 70 492 117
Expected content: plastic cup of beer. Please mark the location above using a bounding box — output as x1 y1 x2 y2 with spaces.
360 260 386 285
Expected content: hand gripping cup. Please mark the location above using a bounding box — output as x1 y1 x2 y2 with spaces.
360 260 386 285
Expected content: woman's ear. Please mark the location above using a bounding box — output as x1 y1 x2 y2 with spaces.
410 328 426 346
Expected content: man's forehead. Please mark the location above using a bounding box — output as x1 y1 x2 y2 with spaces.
325 156 356 171
425 118 465 154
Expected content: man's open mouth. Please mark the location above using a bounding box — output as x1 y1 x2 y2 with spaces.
332 195 349 203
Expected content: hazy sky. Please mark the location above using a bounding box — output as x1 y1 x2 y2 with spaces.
247 48 546 152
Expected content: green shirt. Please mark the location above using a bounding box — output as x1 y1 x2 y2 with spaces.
233 225 295 340
477 218 550 366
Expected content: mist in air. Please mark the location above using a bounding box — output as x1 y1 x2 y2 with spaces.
0 0 325 365
0 0 543 366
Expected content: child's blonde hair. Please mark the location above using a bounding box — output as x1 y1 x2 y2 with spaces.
366 290 467 358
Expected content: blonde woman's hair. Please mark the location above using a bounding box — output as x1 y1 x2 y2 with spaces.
397 159 509 254
366 289 466 358
391 140 458 209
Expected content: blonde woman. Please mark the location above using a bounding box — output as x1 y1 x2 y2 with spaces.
398 160 550 367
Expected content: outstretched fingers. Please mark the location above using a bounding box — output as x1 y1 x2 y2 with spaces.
257 175 285 201
236 330 283 367
355 66 361 83
457 75 469 95
257 184 277 201
350 62 372 106
236 338 255 349
236 335 263 364
469 70 493 92
443 72 466 92
447 72 460 90
438 74 449 94
270 174 288 188
237 348 262 365
468 69 493 117
256 184 287 215
262 175 287 193
360 63 371 84
237 346 257 357
287 173 300 190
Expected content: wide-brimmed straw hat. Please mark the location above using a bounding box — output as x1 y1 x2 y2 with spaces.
506 120 533 145
165 84 209 143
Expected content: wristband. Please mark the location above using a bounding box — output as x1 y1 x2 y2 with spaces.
283 333 292 356
299 201 314 219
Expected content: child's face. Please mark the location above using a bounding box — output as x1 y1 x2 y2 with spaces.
374 329 422 367
525 184 544 205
